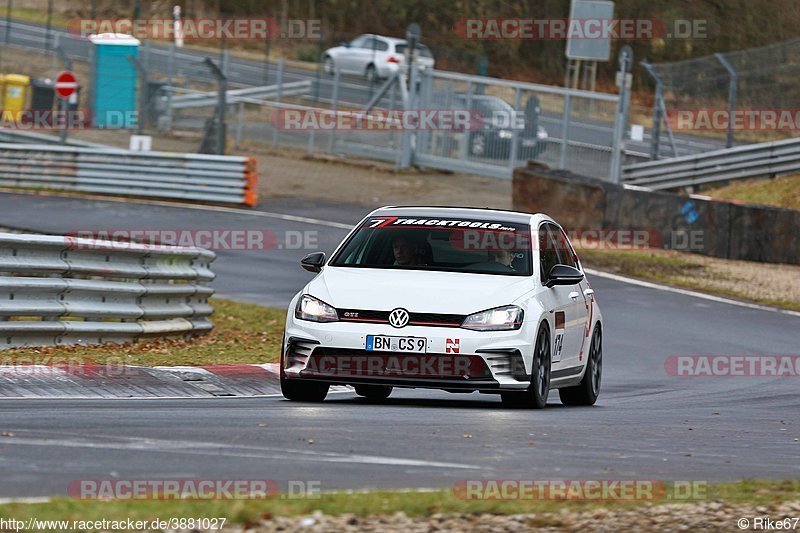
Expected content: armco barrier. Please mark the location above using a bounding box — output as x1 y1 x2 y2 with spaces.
513 162 800 265
0 233 216 348
0 143 258 206
622 137 800 190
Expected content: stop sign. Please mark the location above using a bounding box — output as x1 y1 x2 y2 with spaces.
55 71 78 99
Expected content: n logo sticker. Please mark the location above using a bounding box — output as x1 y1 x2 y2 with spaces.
446 338 460 353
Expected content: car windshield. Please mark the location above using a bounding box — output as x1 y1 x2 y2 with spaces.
330 215 532 276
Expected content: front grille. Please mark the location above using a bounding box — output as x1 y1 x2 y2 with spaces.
337 308 466 327
300 348 492 380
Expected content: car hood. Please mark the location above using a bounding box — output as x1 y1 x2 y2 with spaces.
306 266 532 313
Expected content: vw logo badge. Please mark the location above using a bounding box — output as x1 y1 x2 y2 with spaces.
388 308 410 328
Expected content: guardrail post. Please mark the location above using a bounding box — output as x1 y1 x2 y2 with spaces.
715 52 738 149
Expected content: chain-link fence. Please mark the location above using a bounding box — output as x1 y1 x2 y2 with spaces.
643 37 800 159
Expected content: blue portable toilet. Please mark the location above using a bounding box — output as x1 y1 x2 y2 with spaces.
89 33 140 128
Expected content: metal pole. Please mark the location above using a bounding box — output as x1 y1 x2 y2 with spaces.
167 43 174 86
459 80 473 161
399 62 418 169
4 0 11 46
715 52 737 149
45 0 52 50
202 57 227 155
508 87 521 169
610 46 633 183
127 55 148 135
559 92 572 169
641 62 663 160
235 101 244 148
327 66 340 152
271 56 284 146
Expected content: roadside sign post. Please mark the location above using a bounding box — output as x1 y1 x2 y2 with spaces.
55 71 77 143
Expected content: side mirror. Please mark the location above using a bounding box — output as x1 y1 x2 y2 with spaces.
341 41 350 48
545 264 583 288
300 252 326 273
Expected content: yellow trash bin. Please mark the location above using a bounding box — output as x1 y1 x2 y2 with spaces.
2 74 30 122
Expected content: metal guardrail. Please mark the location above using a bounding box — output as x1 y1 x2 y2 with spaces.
169 81 311 110
0 232 215 349
0 129 109 148
622 137 800 190
0 143 258 205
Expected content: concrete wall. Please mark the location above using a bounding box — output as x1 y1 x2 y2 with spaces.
513 162 800 265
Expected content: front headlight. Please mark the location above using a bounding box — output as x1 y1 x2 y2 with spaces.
497 129 514 139
461 305 523 331
295 294 338 323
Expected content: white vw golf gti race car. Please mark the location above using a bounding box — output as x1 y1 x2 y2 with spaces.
281 207 602 408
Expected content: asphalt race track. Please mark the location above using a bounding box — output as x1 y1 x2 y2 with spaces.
0 191 798 498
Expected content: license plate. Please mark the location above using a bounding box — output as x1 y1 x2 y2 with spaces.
366 335 427 353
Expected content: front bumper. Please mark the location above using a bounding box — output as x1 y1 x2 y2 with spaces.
283 319 534 391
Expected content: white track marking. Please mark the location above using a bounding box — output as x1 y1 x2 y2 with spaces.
584 268 800 318
0 434 478 470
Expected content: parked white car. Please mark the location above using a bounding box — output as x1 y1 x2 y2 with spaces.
281 206 603 409
322 34 435 82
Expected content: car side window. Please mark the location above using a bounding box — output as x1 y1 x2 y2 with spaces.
373 39 389 52
350 36 368 48
554 227 578 269
539 224 560 283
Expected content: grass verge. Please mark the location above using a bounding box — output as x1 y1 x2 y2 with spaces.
578 248 800 312
0 480 797 526
705 174 800 210
2 298 286 367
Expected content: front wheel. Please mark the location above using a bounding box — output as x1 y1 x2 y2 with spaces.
501 323 550 409
365 64 378 83
281 376 329 402
559 325 602 406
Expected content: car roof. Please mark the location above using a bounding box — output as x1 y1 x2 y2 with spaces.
370 206 547 225
359 34 430 46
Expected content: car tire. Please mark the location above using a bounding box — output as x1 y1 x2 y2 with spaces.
323 56 335 76
559 325 602 406
501 323 551 409
355 384 392 401
281 377 329 402
470 132 486 157
365 64 378 83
